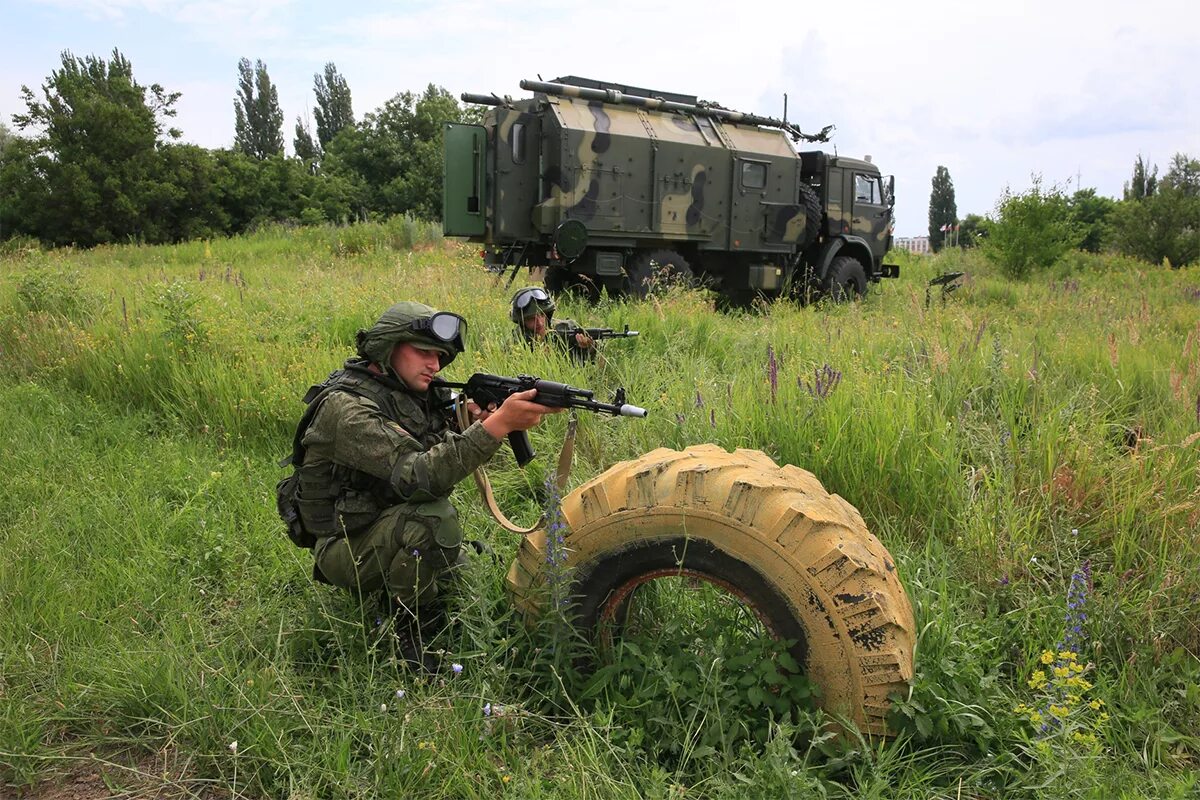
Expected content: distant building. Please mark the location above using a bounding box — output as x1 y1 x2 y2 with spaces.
894 236 930 255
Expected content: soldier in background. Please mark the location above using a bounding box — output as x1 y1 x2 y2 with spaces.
291 301 560 672
510 286 598 364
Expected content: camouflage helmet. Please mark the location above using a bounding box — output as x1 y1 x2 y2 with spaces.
510 286 556 324
356 301 466 368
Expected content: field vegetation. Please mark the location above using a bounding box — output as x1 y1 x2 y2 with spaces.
1 225 1198 798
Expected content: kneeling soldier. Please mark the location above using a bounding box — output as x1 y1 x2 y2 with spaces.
290 301 559 671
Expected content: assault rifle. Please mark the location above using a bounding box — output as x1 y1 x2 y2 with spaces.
551 324 639 342
432 373 647 467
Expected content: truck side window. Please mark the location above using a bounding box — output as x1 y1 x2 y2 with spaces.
512 123 526 164
742 161 767 190
855 174 882 204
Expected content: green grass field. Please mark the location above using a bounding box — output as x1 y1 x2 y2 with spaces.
1 225 1198 798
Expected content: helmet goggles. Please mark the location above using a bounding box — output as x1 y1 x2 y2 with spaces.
514 287 551 311
409 311 467 355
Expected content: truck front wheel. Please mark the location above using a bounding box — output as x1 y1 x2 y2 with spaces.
824 255 868 301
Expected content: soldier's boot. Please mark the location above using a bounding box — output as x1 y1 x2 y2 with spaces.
393 605 446 674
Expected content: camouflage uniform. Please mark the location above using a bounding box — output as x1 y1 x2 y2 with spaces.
291 301 499 669
301 366 501 610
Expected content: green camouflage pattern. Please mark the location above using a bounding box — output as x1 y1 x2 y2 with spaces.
445 77 897 298
301 372 502 607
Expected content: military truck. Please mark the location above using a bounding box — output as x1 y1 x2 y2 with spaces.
443 76 899 304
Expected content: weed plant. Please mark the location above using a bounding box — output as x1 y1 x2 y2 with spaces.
1 237 1198 797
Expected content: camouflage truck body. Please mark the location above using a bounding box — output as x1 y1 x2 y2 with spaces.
444 77 898 301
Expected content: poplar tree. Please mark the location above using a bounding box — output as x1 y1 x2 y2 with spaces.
313 62 354 149
928 165 957 252
233 58 284 159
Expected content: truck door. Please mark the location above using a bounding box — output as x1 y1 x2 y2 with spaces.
443 122 486 237
492 109 541 241
851 171 890 260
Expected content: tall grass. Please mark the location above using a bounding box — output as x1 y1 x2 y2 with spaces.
1 238 1198 797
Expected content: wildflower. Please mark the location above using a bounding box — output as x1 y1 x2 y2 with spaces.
228 741 238 754
1040 650 1055 665
451 663 463 675
380 703 387 712
766 345 778 403
502 775 512 784
1028 670 1048 689
483 702 492 716
395 689 405 700
1089 699 1104 710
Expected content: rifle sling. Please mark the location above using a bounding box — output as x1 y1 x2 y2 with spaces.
454 398 577 535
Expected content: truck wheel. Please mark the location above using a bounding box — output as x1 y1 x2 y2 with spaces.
625 250 694 298
824 255 868 301
799 183 822 243
507 444 915 736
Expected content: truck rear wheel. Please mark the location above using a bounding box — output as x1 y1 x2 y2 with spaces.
625 249 694 298
507 444 916 736
824 255 868 301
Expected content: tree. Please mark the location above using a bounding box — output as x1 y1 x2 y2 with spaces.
313 62 354 149
233 58 284 159
1163 153 1200 197
1111 152 1200 268
1067 188 1116 253
928 166 957 252
957 213 990 248
6 49 182 246
324 84 468 220
983 176 1079 279
0 122 13 154
1123 155 1158 201
294 113 319 165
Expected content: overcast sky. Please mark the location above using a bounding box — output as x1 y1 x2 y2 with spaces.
2 0 1197 236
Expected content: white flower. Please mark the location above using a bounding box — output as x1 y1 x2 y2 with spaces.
380 703 388 712
228 741 238 754
395 689 406 700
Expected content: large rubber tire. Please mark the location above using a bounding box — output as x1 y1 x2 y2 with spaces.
507 444 915 736
823 255 868 302
798 183 822 244
624 249 694 299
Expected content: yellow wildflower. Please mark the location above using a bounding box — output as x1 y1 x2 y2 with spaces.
1059 651 1078 661
1070 662 1085 673
1050 705 1070 718
1040 650 1055 665
1028 670 1048 689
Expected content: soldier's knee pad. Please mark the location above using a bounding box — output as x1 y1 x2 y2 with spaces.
389 496 463 570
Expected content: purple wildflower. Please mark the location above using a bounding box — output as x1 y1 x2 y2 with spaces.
803 363 842 401
695 390 704 408
767 345 778 403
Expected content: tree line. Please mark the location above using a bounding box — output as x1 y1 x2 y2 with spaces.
927 155 1200 273
0 49 478 247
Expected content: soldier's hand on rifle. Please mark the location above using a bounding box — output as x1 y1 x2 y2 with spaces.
575 332 595 349
481 388 564 439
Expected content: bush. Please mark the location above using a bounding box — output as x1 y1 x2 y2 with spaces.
14 265 103 322
984 177 1080 279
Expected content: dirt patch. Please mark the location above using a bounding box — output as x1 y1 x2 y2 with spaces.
10 748 236 800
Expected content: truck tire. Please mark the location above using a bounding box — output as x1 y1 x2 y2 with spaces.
799 183 822 244
507 444 915 736
625 249 694 298
824 255 868 301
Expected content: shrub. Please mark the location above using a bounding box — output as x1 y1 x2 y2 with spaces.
984 177 1080 279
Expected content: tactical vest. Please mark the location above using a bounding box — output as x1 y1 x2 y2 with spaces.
276 359 448 547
